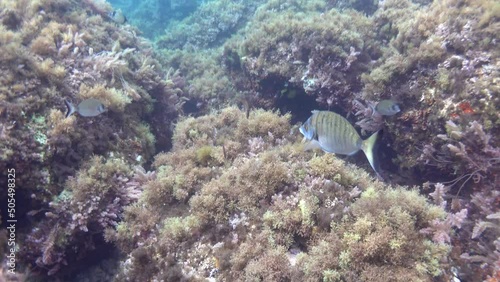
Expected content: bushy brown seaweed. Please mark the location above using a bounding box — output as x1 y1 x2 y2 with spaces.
2 0 498 280
108 107 452 281
0 0 185 278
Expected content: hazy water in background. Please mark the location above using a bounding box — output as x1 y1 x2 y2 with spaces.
107 0 206 38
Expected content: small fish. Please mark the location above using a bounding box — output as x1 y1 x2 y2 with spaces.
374 100 400 116
65 99 107 118
108 9 127 24
300 110 382 179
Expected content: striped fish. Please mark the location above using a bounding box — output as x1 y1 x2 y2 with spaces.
300 110 382 179
375 99 400 116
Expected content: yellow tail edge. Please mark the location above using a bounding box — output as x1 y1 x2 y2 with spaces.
361 130 383 180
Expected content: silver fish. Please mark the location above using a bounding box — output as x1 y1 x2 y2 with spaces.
300 110 382 178
65 99 106 118
375 100 400 116
108 9 127 24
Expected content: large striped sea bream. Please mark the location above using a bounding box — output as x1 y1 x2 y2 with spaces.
300 110 382 179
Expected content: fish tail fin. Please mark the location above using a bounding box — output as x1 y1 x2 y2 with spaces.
361 130 383 180
65 100 76 118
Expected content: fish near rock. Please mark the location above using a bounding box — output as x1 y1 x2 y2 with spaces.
300 110 382 179
65 99 107 118
108 9 127 24
375 100 400 116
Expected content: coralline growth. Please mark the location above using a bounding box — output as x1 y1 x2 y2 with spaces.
0 0 498 280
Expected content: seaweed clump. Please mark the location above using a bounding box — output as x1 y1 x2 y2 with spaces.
0 0 185 202
0 0 186 278
108 107 452 281
18 155 154 278
227 2 378 108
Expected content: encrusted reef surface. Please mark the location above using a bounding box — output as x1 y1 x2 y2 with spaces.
108 107 452 281
0 0 498 281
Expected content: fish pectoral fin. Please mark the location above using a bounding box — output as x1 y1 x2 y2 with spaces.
304 139 322 151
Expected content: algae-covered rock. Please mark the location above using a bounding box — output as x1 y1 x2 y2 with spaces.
111 107 451 281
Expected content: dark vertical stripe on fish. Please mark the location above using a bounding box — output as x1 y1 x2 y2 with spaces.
311 113 317 139
335 115 341 148
339 117 345 149
327 113 332 143
342 119 348 149
329 113 335 145
320 112 327 138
